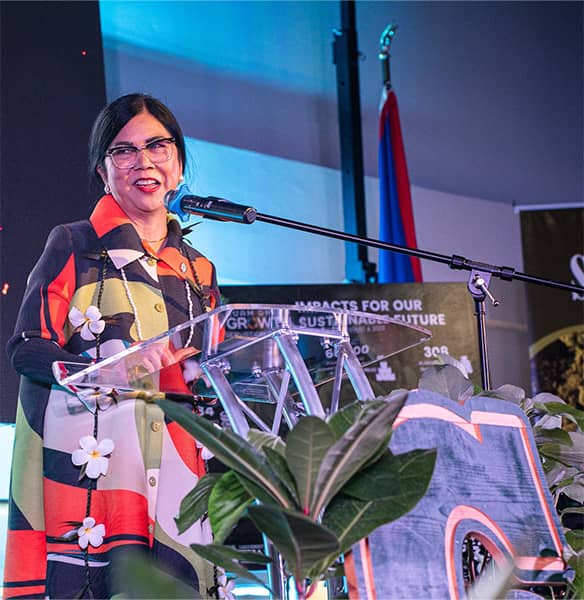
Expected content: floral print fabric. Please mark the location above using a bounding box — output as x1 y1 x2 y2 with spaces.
3 195 220 598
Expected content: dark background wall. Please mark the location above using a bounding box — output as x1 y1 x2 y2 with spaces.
100 1 583 208
0 1 106 421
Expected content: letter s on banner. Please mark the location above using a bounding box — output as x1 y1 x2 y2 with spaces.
570 254 584 301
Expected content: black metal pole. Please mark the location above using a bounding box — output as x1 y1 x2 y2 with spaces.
379 23 398 90
474 299 491 390
254 210 583 295
253 209 583 388
332 0 376 283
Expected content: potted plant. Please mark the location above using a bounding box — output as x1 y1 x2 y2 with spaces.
158 390 437 599
117 356 582 599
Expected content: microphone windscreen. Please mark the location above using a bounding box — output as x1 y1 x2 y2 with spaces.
164 184 192 222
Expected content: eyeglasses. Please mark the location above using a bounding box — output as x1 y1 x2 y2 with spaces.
105 137 176 169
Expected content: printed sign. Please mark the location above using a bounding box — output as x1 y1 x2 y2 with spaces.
220 283 479 396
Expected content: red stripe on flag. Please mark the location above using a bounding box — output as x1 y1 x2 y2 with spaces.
381 90 423 282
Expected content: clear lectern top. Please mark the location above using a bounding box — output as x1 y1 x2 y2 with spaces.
54 303 431 434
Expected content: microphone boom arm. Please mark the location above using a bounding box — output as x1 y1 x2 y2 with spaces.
255 211 582 293
165 184 582 389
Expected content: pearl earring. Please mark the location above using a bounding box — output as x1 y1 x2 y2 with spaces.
179 174 185 183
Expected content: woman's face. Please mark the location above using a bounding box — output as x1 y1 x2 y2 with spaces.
97 110 182 223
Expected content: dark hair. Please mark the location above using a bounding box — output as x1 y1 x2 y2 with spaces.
88 93 187 185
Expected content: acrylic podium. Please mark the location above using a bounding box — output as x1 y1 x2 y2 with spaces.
54 303 431 598
54 303 432 435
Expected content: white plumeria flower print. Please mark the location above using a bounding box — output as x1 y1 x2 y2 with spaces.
77 517 106 549
196 439 214 461
69 305 106 341
182 359 203 384
72 435 115 479
216 573 236 600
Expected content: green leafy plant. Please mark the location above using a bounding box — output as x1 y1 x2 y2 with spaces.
112 552 203 599
421 356 584 599
158 391 436 599
486 386 584 599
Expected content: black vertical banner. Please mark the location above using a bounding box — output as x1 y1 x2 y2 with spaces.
520 207 584 409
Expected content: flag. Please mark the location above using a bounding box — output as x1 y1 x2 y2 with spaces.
378 87 422 283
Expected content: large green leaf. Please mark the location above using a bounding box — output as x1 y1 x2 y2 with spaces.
327 395 404 440
244 431 298 501
313 496 406 578
322 497 389 551
285 417 336 513
310 394 407 517
328 401 398 475
247 504 340 583
115 552 202 598
534 401 584 430
482 384 526 405
247 429 286 456
312 483 431 580
232 471 289 507
320 450 436 557
544 461 573 488
437 352 473 379
560 506 584 516
539 434 584 468
175 472 222 534
532 392 572 406
157 400 293 508
208 471 253 543
190 543 273 592
561 479 584 504
534 427 573 446
567 549 584 600
566 530 584 553
419 364 474 403
341 449 437 501
327 402 366 439
263 446 300 507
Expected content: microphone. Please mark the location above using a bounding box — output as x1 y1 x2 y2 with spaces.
164 184 257 224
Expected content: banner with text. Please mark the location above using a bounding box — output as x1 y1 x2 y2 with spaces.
220 282 479 396
520 207 584 409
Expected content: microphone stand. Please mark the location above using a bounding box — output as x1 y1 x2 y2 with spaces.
252 211 583 391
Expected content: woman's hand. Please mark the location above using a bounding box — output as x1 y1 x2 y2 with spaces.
137 342 197 375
